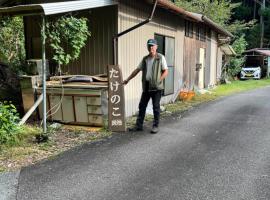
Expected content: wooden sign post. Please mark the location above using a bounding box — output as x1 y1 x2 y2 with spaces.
108 65 126 132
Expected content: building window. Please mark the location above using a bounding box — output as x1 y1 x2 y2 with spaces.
200 26 206 42
196 26 200 40
154 34 175 96
185 20 193 38
196 25 206 42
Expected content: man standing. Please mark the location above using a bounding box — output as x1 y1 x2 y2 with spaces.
123 39 168 134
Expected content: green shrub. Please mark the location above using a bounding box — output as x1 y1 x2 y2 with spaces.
227 35 247 78
0 16 25 73
46 16 91 68
0 102 20 145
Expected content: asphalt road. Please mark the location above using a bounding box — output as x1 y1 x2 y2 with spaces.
16 86 270 200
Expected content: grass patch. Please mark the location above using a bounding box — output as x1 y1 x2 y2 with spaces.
0 123 112 172
166 79 270 114
213 79 270 96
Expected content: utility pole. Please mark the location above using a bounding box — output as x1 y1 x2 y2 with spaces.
260 0 265 48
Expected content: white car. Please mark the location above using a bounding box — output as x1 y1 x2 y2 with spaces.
240 66 261 80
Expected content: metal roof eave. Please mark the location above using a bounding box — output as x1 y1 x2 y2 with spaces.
244 48 270 57
221 44 236 56
145 0 233 38
186 12 233 38
0 0 117 16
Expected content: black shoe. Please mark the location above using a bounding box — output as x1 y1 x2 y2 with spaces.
128 126 143 132
150 126 159 134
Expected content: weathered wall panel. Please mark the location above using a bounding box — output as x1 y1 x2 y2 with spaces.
183 23 207 90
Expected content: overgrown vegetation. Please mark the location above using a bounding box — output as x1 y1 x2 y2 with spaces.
173 0 269 49
0 102 20 145
0 102 42 146
174 0 237 26
46 16 91 69
0 15 90 73
231 1 267 49
227 35 248 78
0 16 25 72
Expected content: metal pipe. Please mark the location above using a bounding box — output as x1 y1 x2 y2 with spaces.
19 94 43 125
113 0 158 65
41 15 47 134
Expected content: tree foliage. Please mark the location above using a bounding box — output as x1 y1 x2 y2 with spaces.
260 7 270 47
226 19 256 38
174 0 238 26
0 16 25 72
227 35 247 77
173 0 258 48
46 16 91 68
231 1 270 48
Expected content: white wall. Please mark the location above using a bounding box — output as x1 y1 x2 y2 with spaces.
209 31 218 87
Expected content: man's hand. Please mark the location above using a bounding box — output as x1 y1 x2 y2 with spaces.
122 79 129 85
160 69 169 81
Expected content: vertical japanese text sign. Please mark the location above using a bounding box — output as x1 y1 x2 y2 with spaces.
108 65 126 132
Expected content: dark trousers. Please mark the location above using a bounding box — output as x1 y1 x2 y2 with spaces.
136 83 162 128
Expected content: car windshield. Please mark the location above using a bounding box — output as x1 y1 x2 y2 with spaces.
243 66 259 68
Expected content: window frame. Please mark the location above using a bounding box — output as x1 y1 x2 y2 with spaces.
185 20 193 38
154 33 175 96
195 24 206 42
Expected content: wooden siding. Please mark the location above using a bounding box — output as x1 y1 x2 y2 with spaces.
183 26 221 89
24 5 117 75
183 23 207 89
117 0 184 116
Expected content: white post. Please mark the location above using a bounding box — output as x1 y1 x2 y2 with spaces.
41 15 47 134
19 95 43 125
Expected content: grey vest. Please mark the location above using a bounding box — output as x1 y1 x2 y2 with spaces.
142 53 164 92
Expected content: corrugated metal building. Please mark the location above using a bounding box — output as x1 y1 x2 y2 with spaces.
116 0 232 116
4 0 232 117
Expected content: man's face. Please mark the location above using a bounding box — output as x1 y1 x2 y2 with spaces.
147 44 158 55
